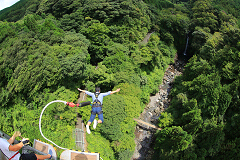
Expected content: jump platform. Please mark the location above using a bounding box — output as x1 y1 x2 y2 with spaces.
60 149 100 160
33 139 57 160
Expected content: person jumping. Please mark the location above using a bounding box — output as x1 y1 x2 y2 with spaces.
77 87 120 134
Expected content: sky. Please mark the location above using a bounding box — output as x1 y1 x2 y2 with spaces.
0 0 20 11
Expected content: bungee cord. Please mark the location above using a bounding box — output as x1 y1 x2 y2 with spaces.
39 100 68 150
39 100 103 159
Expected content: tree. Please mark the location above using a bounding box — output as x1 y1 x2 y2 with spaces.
182 109 203 134
81 21 112 63
158 112 174 128
112 133 135 160
199 32 224 61
154 126 192 156
214 137 240 160
183 55 212 81
192 0 218 32
190 27 211 54
0 21 16 43
60 10 85 32
195 121 224 157
102 42 131 73
86 133 115 160
24 14 38 32
100 94 126 141
157 9 190 51
7 41 62 98
225 113 240 140
120 95 141 135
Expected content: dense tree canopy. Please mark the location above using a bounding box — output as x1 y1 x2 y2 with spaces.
1 0 240 159
153 0 240 159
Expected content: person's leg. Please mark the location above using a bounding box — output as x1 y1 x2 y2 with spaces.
86 108 96 134
86 121 91 134
21 153 51 160
93 119 98 129
87 121 92 126
35 154 51 160
98 107 103 123
87 109 96 126
98 113 103 123
93 107 103 129
36 149 52 160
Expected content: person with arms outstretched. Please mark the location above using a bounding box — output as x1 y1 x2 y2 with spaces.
78 87 120 134
0 131 52 160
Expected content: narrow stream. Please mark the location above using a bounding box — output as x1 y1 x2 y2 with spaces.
131 31 189 159
131 54 186 160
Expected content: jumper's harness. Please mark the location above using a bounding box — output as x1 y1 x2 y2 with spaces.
91 92 103 115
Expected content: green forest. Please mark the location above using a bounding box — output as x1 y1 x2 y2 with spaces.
0 0 240 159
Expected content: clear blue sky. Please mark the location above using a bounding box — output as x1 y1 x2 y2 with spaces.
0 0 20 11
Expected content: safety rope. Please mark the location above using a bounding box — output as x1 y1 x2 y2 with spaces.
39 100 68 150
39 100 104 159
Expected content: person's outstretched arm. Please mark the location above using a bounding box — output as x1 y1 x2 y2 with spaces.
78 88 94 97
77 88 86 93
110 88 120 94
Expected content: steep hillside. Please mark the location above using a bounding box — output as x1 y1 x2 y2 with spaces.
0 0 240 160
0 0 177 159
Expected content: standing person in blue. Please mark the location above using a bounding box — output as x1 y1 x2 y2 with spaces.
77 87 120 134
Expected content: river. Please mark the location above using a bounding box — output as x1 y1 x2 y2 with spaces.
131 54 186 160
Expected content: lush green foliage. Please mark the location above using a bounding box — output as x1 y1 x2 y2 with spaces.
1 0 240 159
153 0 240 159
0 0 175 159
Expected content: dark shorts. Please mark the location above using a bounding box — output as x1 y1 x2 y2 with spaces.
20 153 37 160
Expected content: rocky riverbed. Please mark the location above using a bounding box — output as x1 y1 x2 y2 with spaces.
131 55 186 160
